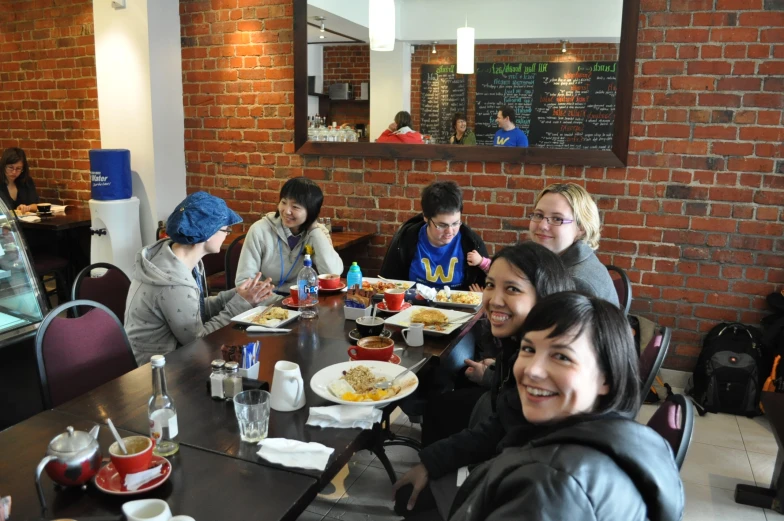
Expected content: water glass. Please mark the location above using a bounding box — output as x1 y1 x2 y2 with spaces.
233 390 271 442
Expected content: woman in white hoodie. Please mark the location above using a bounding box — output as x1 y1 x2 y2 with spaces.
235 177 343 292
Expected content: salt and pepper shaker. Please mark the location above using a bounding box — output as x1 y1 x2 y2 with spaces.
325 217 332 234
210 359 226 399
223 362 242 401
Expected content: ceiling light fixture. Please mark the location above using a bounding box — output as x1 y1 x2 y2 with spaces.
316 16 326 39
561 40 568 53
432 42 437 54
369 0 395 52
456 18 475 74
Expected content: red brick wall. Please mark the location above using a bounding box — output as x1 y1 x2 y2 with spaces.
0 0 98 206
322 44 369 95
411 43 620 131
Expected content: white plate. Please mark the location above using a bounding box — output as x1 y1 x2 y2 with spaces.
360 277 414 294
310 360 420 406
230 305 301 328
383 305 476 335
433 290 483 311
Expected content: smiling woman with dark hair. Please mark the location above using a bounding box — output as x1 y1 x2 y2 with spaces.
235 177 343 291
0 147 40 214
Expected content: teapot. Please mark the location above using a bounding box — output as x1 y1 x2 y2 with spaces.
35 425 102 510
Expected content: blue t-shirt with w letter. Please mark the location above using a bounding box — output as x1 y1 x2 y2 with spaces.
409 226 465 289
493 127 529 147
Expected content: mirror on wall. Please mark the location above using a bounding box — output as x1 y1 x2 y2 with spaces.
294 0 640 167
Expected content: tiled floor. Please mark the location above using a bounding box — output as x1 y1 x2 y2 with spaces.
297 396 780 521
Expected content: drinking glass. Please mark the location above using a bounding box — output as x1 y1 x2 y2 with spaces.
233 390 271 442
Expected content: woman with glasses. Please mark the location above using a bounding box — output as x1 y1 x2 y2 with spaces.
0 147 40 214
380 181 488 291
125 192 273 365
529 183 619 306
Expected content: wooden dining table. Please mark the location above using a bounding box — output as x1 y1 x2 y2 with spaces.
12 291 480 520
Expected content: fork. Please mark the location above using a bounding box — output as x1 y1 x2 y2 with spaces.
374 357 428 390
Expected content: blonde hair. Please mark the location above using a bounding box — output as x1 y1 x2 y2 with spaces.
534 183 601 250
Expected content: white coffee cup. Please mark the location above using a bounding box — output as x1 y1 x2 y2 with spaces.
270 360 306 412
402 322 424 347
122 499 172 521
170 517 196 521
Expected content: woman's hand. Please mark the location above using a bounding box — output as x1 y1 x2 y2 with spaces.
16 204 35 214
388 122 398 132
465 358 495 384
393 463 429 511
236 273 273 305
468 283 483 293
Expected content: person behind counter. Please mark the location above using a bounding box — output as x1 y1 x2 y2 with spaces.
125 191 273 365
0 147 39 214
493 105 528 147
235 177 343 292
376 111 425 144
448 113 476 145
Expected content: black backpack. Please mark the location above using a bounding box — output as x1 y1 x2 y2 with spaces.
689 322 764 417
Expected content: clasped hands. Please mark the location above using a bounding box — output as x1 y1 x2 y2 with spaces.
236 272 273 305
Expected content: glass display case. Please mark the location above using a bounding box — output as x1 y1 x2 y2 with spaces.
0 199 50 347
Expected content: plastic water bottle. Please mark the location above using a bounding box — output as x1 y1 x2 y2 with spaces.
298 254 319 319
347 262 362 290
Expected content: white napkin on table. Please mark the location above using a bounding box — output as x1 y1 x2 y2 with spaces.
17 215 41 223
124 464 163 491
415 283 436 301
257 438 334 471
306 405 382 429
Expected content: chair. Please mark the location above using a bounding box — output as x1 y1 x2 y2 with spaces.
646 394 694 469
35 299 137 408
638 326 671 400
224 234 246 291
71 262 132 323
204 234 245 293
606 265 632 315
33 253 70 308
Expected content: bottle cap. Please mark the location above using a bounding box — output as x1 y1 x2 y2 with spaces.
224 362 239 372
151 355 166 367
351 262 358 266
211 359 226 369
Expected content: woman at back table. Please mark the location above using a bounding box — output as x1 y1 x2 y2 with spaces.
235 177 343 292
376 111 424 144
1 147 39 214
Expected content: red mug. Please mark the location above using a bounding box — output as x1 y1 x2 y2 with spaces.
318 274 342 289
289 285 299 305
109 436 153 478
383 289 406 311
347 336 394 361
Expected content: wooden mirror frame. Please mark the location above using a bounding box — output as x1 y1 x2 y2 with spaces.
294 0 641 167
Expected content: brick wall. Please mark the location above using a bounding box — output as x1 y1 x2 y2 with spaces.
411 43 620 131
0 0 98 206
320 45 369 129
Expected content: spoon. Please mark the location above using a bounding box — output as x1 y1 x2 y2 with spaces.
107 418 127 454
371 303 377 320
375 357 428 390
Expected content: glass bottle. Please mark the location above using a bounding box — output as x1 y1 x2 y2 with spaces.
297 254 319 319
223 361 242 401
210 359 225 400
148 355 179 456
325 217 332 234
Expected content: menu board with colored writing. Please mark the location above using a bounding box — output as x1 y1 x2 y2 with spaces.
419 64 468 145
474 61 617 149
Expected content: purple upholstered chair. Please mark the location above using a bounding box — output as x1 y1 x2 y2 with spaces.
35 299 137 408
203 233 245 293
606 264 632 315
71 262 131 324
639 326 671 400
646 394 694 469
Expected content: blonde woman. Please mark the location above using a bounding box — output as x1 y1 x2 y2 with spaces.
529 183 619 306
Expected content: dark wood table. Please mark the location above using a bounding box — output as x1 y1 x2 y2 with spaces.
17 207 92 231
735 392 784 512
1 409 319 521
331 231 374 252
55 292 480 488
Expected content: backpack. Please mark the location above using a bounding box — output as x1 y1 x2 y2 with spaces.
689 322 764 417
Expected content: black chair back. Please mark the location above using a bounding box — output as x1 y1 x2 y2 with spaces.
606 264 632 315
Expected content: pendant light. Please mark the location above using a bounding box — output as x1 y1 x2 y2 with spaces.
432 42 437 54
561 40 569 53
369 0 395 51
456 18 475 74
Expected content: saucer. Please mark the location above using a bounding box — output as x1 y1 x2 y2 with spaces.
349 352 401 364
377 302 412 313
319 281 347 292
94 455 171 495
281 297 318 308
348 328 392 342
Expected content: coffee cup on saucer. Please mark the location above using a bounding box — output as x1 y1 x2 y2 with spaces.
37 203 52 215
356 316 384 338
347 336 394 361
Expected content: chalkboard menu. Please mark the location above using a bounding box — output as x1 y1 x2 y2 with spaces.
420 64 467 145
474 61 617 149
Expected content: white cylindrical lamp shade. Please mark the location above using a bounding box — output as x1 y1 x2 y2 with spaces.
456 26 475 74
369 0 396 52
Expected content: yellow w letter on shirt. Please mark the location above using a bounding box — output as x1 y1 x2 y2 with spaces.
496 137 510 145
421 257 459 283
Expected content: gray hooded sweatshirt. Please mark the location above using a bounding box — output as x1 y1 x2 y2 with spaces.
124 239 253 365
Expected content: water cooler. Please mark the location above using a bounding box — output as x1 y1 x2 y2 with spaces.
87 149 142 278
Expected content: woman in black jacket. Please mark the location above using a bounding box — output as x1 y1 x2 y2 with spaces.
0 147 39 213
395 292 684 521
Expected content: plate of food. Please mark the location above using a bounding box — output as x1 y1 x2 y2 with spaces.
359 278 414 295
383 306 476 335
434 289 483 310
310 361 419 406
231 305 301 328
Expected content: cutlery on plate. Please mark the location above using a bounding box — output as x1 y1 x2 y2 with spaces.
246 326 291 333
374 357 428 390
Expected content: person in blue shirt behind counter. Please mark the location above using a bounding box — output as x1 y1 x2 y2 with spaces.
493 105 529 147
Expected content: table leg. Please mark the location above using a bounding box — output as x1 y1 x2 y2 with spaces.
735 448 784 513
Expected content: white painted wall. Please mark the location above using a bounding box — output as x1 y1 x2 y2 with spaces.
308 45 324 116
92 0 185 245
308 0 369 28
369 42 412 141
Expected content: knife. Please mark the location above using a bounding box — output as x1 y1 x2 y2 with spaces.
246 326 291 333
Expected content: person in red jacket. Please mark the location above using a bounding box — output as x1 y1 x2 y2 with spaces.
376 111 424 144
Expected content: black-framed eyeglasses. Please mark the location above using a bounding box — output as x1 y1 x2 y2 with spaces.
219 227 232 234
429 219 461 231
528 213 574 226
